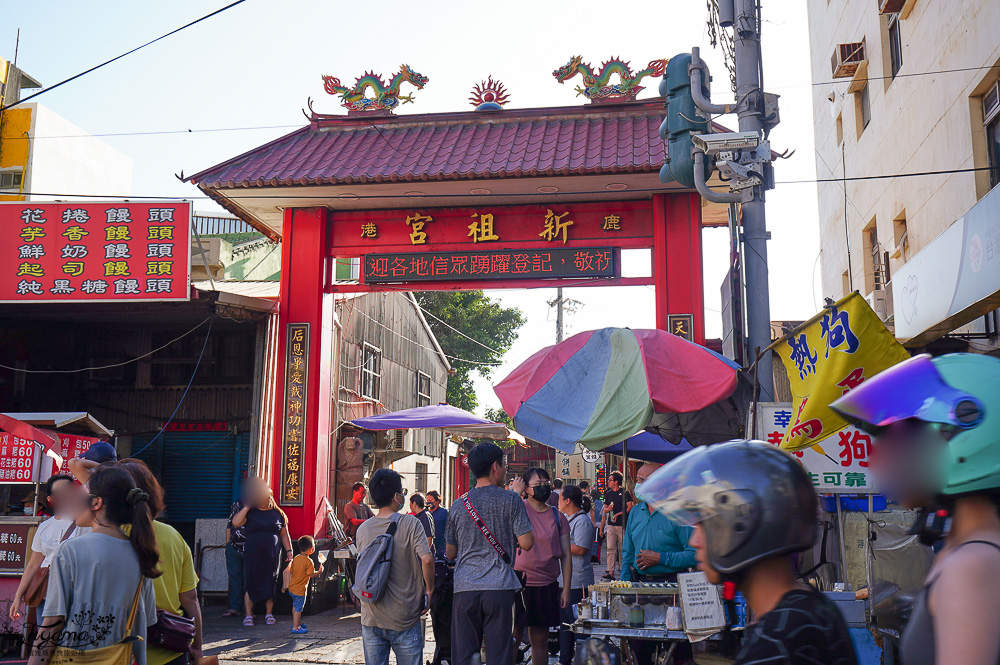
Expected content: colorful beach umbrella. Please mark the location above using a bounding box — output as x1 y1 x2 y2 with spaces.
494 328 739 453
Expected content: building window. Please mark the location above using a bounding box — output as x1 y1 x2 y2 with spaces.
416 371 431 407
151 329 255 386
360 343 381 400
985 81 1000 190
892 211 909 262
415 463 428 494
857 83 872 137
0 170 23 190
887 14 903 80
863 221 887 294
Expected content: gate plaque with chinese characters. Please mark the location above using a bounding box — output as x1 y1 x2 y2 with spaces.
281 323 309 506
0 201 192 302
364 247 618 284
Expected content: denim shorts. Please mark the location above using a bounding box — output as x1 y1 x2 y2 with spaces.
289 592 306 612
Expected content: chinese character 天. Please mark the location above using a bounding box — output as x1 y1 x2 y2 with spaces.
468 213 500 243
405 213 433 245
539 209 574 244
820 305 860 358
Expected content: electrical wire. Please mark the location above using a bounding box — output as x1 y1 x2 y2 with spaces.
415 305 501 354
1 0 249 112
0 317 211 374
10 164 994 204
129 317 215 457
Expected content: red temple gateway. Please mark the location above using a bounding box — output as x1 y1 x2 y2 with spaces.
188 96 731 536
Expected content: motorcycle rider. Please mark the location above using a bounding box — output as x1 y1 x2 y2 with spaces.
831 353 1000 665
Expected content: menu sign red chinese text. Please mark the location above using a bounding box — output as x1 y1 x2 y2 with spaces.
364 247 617 284
0 201 192 302
281 323 309 506
0 433 37 482
50 433 105 475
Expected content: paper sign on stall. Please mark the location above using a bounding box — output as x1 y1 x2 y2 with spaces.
678 571 726 635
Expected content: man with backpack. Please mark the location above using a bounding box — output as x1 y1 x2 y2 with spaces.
354 469 434 665
446 442 534 665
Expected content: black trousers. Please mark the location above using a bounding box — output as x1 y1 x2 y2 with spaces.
451 589 516 665
558 588 585 665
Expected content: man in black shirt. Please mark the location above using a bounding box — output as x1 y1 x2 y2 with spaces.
641 441 859 665
601 471 632 580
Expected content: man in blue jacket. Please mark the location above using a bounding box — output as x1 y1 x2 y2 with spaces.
622 463 697 663
620 463 696 582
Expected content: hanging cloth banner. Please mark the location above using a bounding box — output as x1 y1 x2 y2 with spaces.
775 292 910 453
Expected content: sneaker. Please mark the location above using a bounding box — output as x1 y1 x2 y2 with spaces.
290 626 309 635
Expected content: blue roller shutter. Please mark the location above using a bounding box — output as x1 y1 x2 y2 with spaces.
132 431 250 524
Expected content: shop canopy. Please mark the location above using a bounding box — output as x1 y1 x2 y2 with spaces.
351 404 510 440
2 412 113 438
494 328 740 453
603 431 694 464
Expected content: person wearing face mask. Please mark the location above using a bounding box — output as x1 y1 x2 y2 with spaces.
831 353 1000 665
355 468 434 665
9 475 90 625
513 467 571 665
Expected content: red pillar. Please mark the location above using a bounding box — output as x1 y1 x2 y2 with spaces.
652 192 705 344
272 207 334 537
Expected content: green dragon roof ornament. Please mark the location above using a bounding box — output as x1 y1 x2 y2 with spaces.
321 64 429 112
552 56 669 102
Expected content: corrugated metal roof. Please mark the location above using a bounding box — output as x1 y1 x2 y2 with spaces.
194 280 279 300
187 100 670 189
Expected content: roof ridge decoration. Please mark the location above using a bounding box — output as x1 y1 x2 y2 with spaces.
320 64 429 113
552 55 669 103
469 77 510 110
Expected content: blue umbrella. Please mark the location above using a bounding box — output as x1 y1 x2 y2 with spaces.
604 431 694 464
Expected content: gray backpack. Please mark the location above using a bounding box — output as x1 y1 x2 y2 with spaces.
352 514 399 604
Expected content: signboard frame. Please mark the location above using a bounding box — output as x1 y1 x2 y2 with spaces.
0 200 193 304
280 323 309 506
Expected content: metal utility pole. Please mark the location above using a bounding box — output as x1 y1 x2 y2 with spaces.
669 0 775 401
555 287 564 343
548 288 582 344
732 0 774 401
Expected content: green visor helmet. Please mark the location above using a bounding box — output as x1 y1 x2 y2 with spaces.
637 440 818 575
830 353 1000 495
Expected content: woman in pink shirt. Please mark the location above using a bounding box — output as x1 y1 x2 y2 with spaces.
514 468 571 665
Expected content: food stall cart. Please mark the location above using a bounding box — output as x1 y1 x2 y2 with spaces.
0 412 112 655
570 574 747 664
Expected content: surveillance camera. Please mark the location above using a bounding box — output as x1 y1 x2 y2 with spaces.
692 131 760 155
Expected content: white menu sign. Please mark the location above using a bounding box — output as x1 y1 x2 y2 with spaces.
678 571 726 633
752 402 877 494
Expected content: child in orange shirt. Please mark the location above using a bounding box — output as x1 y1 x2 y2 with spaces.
287 535 323 634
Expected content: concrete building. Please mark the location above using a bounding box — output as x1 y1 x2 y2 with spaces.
0 100 132 203
807 0 1000 351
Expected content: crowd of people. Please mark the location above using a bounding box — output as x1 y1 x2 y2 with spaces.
7 443 204 665
8 352 998 665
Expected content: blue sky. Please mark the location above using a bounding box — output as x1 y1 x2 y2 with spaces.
5 0 824 412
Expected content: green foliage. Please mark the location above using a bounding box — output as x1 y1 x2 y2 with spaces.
415 291 525 412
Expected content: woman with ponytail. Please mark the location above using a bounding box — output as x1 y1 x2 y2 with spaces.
29 464 159 665
119 458 204 665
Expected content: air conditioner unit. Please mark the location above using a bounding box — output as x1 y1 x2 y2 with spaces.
878 0 905 14
866 289 893 320
385 429 413 452
831 41 866 79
